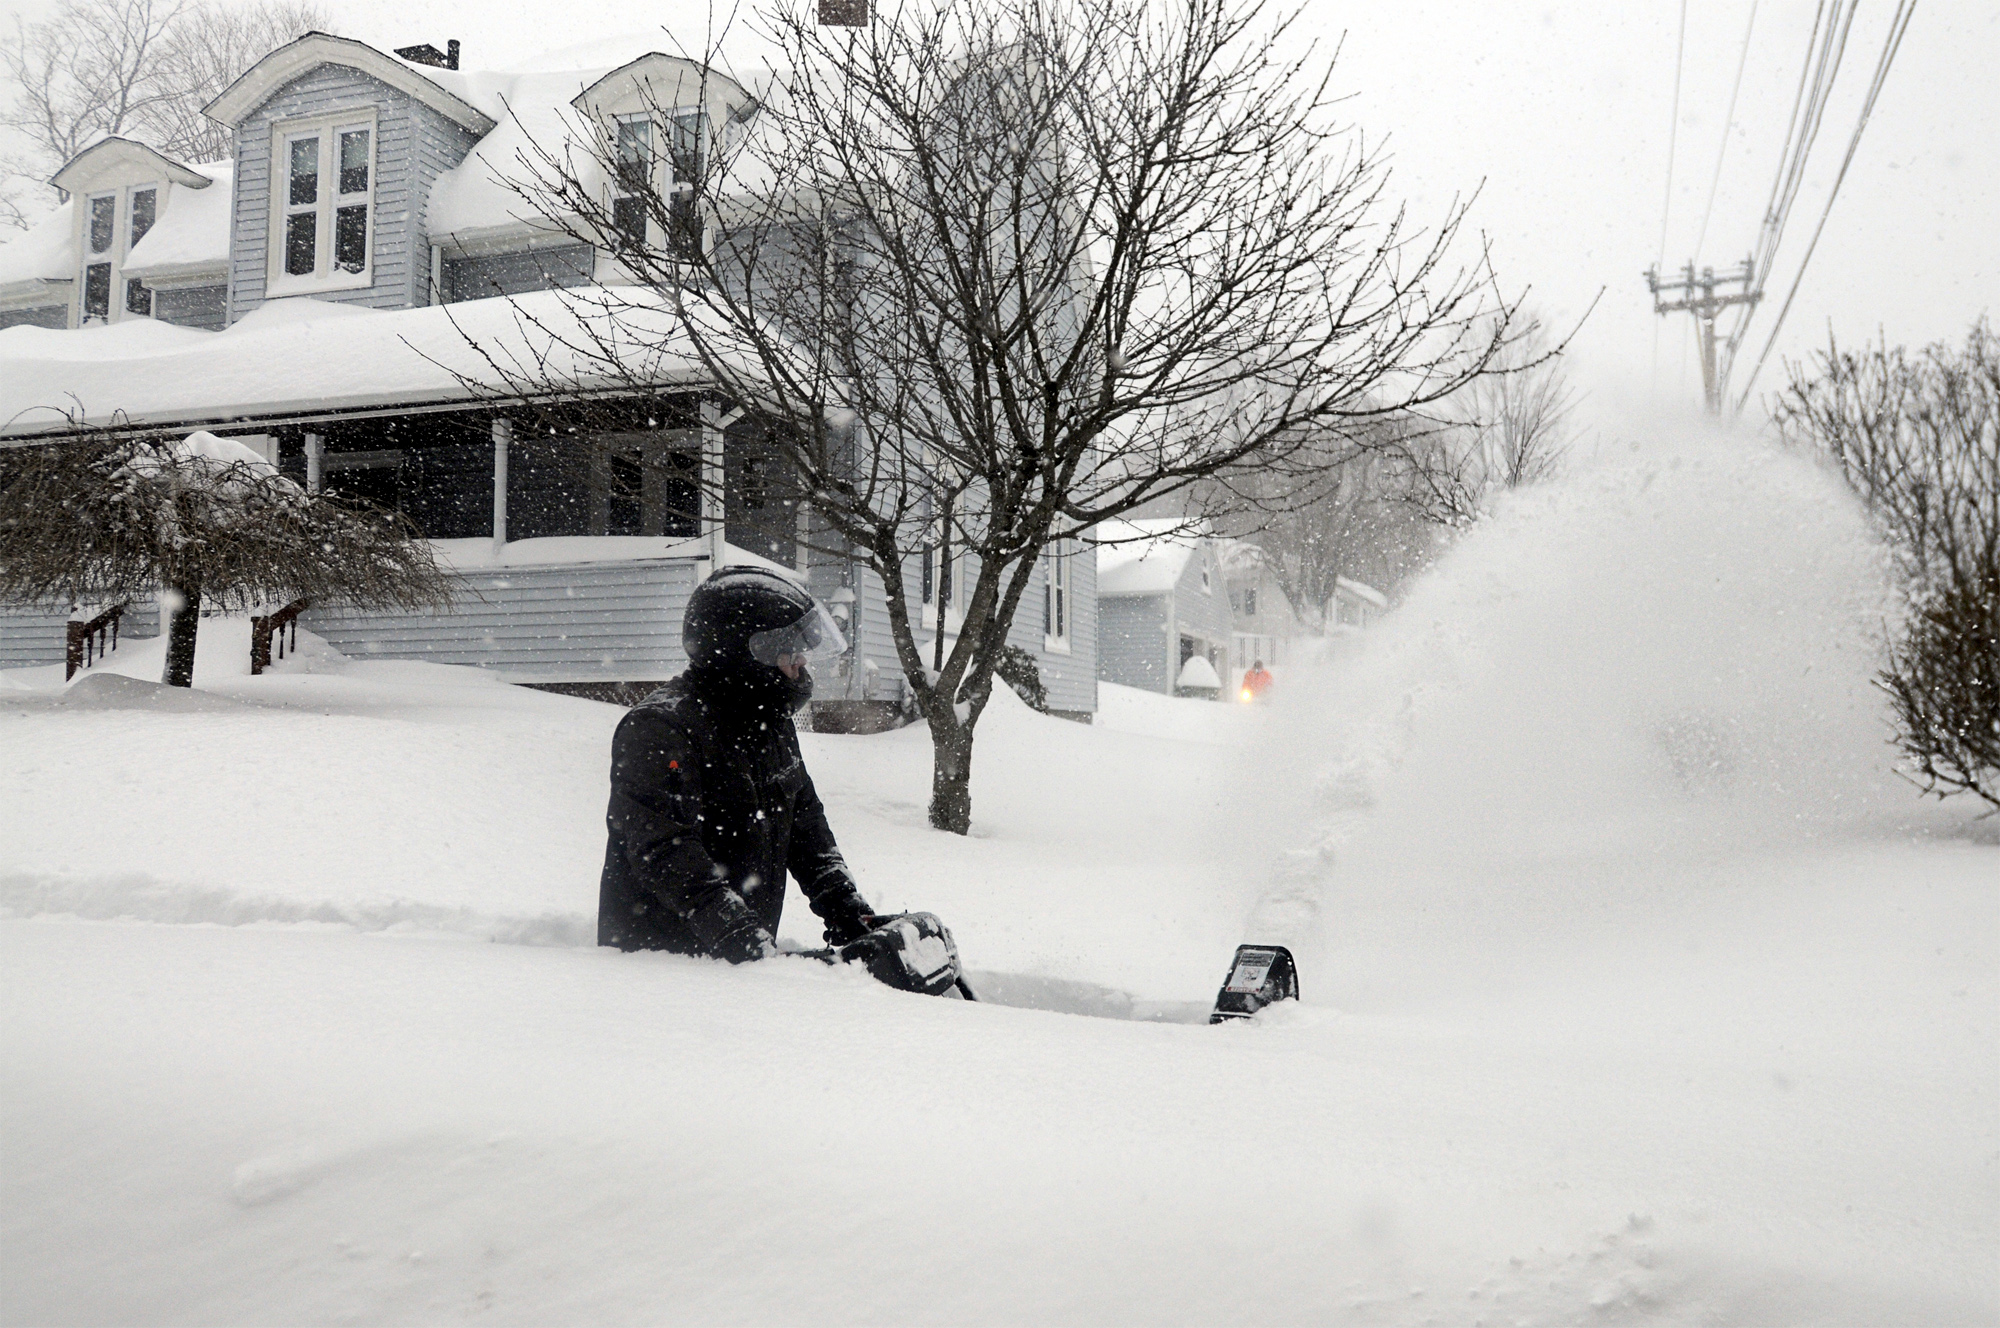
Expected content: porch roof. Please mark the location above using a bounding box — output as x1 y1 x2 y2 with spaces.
0 287 740 439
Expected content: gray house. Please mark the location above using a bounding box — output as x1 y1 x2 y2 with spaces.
1094 519 1231 697
0 30 1097 723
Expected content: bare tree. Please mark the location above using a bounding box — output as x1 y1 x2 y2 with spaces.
484 0 1521 831
1239 430 1435 629
0 433 452 687
1773 320 2000 811
1 0 329 224
1397 316 1577 527
139 0 329 162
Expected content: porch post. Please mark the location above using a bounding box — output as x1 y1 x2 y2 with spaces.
304 433 323 494
700 397 726 574
491 416 511 558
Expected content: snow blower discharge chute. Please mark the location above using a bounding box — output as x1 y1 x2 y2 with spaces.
1209 945 1299 1023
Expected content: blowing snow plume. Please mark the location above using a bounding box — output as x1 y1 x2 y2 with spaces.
1246 426 1925 969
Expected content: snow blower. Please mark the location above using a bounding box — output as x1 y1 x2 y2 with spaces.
1208 944 1298 1023
799 912 977 1000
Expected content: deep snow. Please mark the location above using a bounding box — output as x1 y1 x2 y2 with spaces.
2 428 1994 1326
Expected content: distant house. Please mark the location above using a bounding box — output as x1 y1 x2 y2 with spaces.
0 29 1098 723
1217 542 1388 684
1094 519 1231 697
1332 575 1387 628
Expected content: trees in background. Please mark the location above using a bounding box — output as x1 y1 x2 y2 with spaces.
1395 318 1579 528
1774 320 1999 811
1 0 329 225
489 0 1522 831
0 434 451 687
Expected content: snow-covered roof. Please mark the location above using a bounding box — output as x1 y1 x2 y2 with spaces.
0 199 76 298
205 33 498 135
0 287 737 436
1335 575 1386 607
123 162 232 281
1095 518 1208 596
426 36 770 243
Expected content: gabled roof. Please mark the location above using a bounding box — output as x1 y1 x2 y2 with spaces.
1095 518 1209 596
50 137 211 195
203 32 498 136
571 51 752 115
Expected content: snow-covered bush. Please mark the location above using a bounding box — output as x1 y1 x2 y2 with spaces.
0 431 452 687
1775 320 2000 811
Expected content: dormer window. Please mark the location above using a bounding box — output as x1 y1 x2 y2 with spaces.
610 108 707 261
269 114 376 293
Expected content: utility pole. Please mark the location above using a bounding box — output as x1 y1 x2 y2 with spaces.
1645 259 1760 414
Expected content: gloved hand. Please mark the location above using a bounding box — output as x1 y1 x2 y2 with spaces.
712 920 778 965
822 905 879 949
689 889 774 964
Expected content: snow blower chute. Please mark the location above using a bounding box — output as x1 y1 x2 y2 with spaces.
1208 944 1298 1023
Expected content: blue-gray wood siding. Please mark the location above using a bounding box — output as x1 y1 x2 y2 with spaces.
442 245 595 303
228 62 479 322
1098 593 1169 692
0 600 162 669
0 304 67 330
1171 544 1232 661
811 541 1096 715
300 558 696 680
153 284 227 331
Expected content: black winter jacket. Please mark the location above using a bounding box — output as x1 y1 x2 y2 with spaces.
598 672 871 956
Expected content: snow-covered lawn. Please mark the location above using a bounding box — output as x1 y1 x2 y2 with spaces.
3 431 1994 1325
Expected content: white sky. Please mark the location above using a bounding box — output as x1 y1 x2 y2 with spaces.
4 0 1995 427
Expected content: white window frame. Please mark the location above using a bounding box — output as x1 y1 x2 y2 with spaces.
607 107 708 261
1043 538 1072 653
76 182 164 325
267 112 378 296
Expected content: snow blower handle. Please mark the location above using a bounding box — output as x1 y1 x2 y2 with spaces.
798 912 976 999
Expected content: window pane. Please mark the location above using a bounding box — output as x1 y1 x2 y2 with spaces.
334 205 367 272
668 112 705 184
89 196 114 253
285 211 317 276
667 191 701 260
84 262 110 316
130 189 156 246
339 129 369 195
125 276 151 315
289 137 320 205
616 119 651 194
612 195 646 250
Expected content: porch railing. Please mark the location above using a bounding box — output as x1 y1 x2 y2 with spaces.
65 602 128 681
250 599 309 675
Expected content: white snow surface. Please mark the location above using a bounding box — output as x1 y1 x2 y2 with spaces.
0 197 75 289
122 162 233 276
2 427 1994 1325
1095 517 1204 595
0 287 730 434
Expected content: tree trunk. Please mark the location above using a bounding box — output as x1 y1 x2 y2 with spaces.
161 581 200 688
927 710 975 834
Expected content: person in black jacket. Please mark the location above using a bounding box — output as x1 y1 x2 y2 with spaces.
598 566 876 960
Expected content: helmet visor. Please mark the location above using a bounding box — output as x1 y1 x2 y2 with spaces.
747 599 847 666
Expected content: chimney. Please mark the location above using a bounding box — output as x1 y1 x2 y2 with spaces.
817 0 869 25
394 39 461 70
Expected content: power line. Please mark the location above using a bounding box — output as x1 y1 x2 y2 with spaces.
1657 0 1689 270
1693 0 1761 261
1736 0 1918 410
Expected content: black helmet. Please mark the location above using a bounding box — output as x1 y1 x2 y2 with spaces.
683 566 827 670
